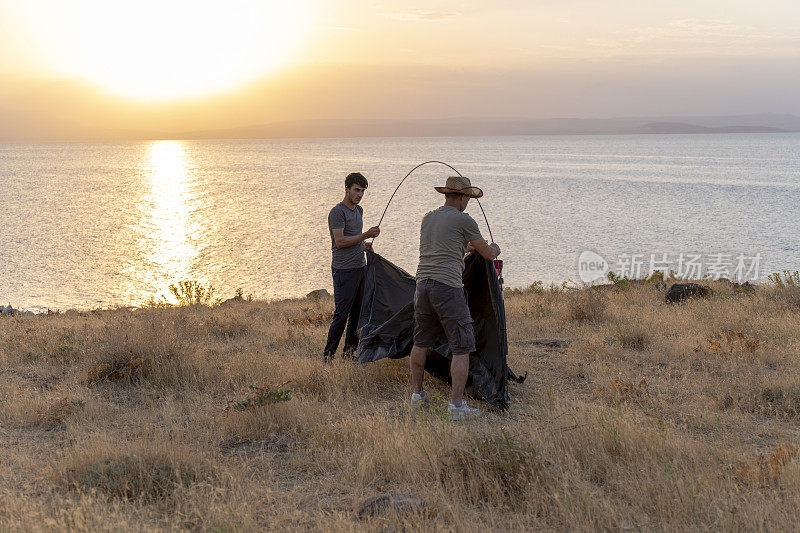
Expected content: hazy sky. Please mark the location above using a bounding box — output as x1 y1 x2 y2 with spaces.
1 0 799 140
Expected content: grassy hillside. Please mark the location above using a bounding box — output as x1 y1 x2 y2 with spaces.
1 278 799 531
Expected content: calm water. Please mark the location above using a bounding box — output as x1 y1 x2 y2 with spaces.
1 134 799 311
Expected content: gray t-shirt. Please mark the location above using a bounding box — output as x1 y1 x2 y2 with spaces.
328 202 365 269
416 205 483 288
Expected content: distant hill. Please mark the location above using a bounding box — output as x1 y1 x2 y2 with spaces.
635 122 785 134
648 113 800 131
183 113 800 140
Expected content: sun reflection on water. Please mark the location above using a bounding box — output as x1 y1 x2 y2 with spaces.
120 140 207 304
145 141 197 275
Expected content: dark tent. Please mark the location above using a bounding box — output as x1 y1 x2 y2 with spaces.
356 250 525 410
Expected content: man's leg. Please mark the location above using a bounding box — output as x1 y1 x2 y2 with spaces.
342 266 366 353
428 282 476 408
410 280 442 396
323 268 361 359
409 345 428 393
450 353 470 404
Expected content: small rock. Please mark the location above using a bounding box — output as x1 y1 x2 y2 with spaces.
357 493 424 519
24 311 34 316
220 295 244 306
665 283 712 303
306 289 330 299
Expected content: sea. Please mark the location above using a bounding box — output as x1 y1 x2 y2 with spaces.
1 133 799 312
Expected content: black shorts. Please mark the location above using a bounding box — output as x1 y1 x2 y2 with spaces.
413 278 476 355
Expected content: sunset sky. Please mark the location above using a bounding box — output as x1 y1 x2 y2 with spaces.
1 0 799 140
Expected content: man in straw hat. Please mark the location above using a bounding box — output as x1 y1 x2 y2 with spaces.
410 175 501 420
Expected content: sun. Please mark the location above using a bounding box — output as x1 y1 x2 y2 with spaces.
31 1 313 101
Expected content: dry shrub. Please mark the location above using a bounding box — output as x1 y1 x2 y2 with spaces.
736 444 799 486
64 449 214 505
609 377 649 402
88 312 197 388
217 394 429 487
593 377 649 406
36 397 84 427
87 357 142 383
610 320 650 351
744 387 800 419
205 313 252 340
0 389 84 428
706 330 760 354
440 432 550 509
0 318 94 366
768 270 800 288
225 381 292 412
775 286 800 311
216 398 417 486
338 415 433 485
167 280 218 307
217 399 299 444
282 357 404 403
566 289 607 323
286 310 334 326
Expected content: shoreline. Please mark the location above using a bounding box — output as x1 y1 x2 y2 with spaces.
0 274 773 316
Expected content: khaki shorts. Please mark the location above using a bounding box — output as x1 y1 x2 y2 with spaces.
413 278 476 355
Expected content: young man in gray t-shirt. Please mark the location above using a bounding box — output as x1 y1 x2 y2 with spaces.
323 172 380 362
410 176 500 420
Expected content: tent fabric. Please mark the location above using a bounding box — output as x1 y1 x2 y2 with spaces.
356 250 524 410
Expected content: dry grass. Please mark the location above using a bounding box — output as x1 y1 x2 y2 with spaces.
1 281 800 530
61 442 216 505
564 288 608 323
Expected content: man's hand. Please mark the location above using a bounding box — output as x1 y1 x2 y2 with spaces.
363 242 373 252
469 238 501 260
333 226 380 249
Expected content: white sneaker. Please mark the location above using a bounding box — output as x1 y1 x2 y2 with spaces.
448 401 481 421
411 390 430 409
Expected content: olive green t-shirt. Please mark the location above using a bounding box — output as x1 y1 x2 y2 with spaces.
416 205 483 288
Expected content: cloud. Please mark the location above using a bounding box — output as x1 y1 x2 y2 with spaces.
379 9 458 21
608 19 800 57
523 19 800 62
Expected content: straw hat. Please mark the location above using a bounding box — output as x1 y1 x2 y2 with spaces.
434 176 483 198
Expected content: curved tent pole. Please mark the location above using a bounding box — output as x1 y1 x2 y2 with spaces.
373 160 495 244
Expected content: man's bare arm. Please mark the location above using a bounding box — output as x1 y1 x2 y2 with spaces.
332 226 380 249
468 238 501 260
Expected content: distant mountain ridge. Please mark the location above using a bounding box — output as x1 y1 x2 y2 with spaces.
183 113 800 140
636 122 784 134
